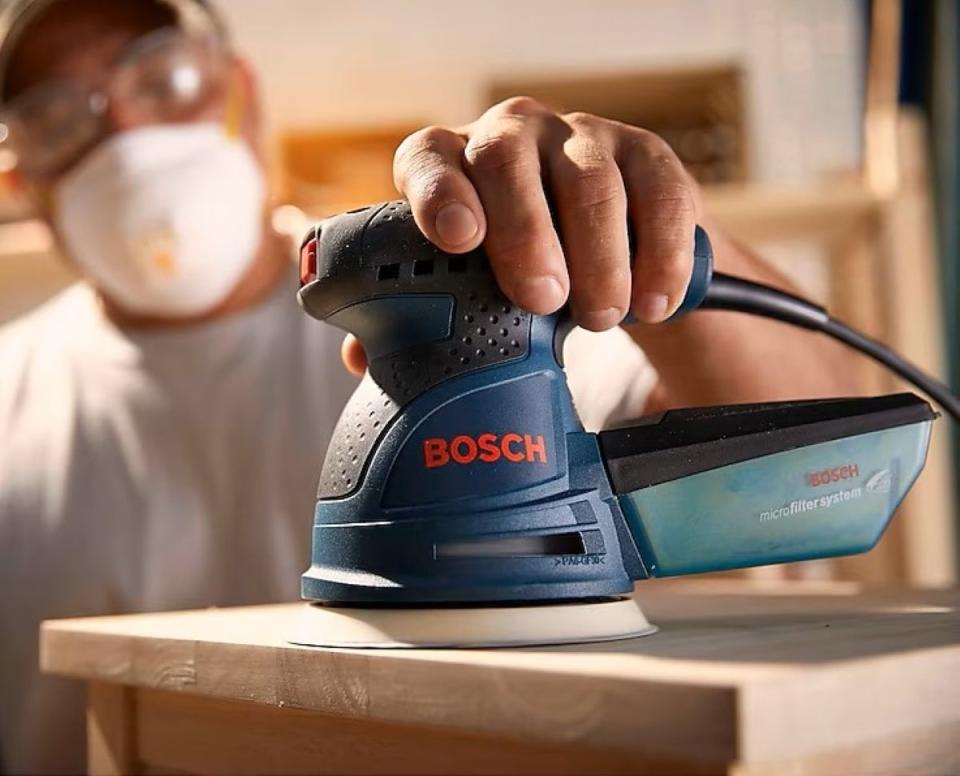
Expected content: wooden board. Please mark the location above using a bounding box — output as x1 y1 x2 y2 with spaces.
41 583 960 772
133 689 671 776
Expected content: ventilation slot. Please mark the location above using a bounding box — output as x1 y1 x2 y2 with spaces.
413 259 435 276
436 532 585 559
447 255 469 273
377 263 400 280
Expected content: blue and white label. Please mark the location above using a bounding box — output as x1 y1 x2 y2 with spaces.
617 424 931 577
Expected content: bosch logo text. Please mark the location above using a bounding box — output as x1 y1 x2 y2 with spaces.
806 463 859 487
423 433 547 468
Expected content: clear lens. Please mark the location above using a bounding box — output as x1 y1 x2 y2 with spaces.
0 29 226 177
0 79 105 176
112 30 226 124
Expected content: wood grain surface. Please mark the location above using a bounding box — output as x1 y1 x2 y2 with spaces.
41 583 960 771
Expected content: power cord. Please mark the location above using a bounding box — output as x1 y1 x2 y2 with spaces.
702 273 960 422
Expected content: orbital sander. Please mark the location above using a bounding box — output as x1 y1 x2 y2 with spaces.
290 200 957 648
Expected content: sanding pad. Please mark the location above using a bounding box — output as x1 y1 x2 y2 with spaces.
288 597 656 648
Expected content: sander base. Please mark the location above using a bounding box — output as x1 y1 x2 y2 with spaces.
288 597 656 648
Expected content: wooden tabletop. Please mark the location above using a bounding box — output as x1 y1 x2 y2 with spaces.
41 582 960 771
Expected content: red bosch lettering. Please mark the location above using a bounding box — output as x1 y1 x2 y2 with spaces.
806 463 860 487
449 435 478 464
477 433 499 462
421 433 549 468
501 433 525 462
423 439 449 469
524 433 547 463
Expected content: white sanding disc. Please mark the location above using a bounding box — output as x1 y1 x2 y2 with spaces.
288 597 656 648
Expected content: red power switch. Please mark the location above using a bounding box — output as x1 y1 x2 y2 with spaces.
299 237 318 286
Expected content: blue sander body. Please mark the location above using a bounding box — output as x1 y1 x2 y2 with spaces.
291 200 935 647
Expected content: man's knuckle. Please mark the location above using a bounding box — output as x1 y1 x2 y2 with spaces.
625 131 680 169
651 152 684 174
464 131 532 175
493 95 545 117
396 127 429 159
394 127 450 184
414 124 453 149
570 136 613 165
564 110 600 130
633 127 672 153
567 174 623 211
555 155 623 212
624 136 693 189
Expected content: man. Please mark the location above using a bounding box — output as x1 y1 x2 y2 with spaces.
0 0 852 772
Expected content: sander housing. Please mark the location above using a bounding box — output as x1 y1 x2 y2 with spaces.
295 201 935 610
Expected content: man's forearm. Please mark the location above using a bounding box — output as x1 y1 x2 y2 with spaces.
626 226 860 409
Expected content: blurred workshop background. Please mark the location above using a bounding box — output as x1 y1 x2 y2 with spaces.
1 0 957 587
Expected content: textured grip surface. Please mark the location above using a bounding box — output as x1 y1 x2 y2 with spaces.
318 274 534 498
318 372 399 497
310 201 535 498
303 200 714 500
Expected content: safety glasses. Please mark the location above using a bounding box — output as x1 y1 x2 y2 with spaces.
0 27 228 179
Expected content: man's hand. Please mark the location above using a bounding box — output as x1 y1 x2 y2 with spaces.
394 97 701 330
342 97 702 376
340 97 856 408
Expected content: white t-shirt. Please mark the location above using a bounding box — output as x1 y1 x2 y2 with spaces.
0 267 655 774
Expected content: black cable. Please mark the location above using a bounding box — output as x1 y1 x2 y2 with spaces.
702 273 960 422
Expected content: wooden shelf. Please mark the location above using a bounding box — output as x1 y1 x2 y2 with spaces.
703 180 882 245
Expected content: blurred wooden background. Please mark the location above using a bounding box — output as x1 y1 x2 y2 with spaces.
0 0 953 587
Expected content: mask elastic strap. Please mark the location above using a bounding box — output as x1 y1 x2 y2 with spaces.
223 69 245 139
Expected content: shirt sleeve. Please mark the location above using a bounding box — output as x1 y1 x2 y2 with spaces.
562 327 658 432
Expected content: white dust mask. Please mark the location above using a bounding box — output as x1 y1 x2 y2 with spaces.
54 122 266 317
